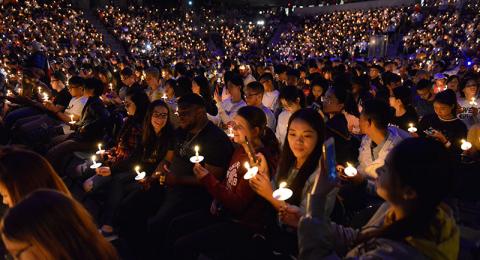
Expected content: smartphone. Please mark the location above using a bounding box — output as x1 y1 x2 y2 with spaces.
424 127 435 136
322 137 337 182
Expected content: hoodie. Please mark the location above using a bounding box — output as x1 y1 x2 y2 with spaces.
298 202 459 260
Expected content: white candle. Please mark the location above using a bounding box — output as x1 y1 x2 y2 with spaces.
469 97 477 107
243 161 259 180
90 155 102 169
227 126 234 138
162 93 167 100
407 123 417 133
344 162 358 177
69 114 76 124
109 83 113 91
189 145 204 163
272 181 293 201
42 92 49 101
134 165 146 180
461 139 472 151
95 143 105 155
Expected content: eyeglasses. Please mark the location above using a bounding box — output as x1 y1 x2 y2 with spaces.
152 112 168 119
244 92 260 99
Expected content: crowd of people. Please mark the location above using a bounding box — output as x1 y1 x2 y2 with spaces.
0 0 479 259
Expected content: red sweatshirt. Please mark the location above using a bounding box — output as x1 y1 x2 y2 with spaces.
200 146 277 230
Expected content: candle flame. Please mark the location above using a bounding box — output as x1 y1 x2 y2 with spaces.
279 182 287 188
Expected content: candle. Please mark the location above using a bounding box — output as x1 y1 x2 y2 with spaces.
407 123 417 133
461 139 472 151
90 155 102 169
134 165 146 180
227 126 234 138
344 162 358 177
243 161 259 180
42 93 49 101
96 143 105 155
69 114 76 125
6 90 12 96
162 92 167 100
109 83 113 91
189 145 204 163
272 181 293 201
469 97 477 107
174 107 179 116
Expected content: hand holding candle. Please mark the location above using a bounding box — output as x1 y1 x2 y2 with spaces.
227 125 234 138
243 161 259 180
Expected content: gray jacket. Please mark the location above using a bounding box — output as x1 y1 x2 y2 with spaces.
298 203 428 260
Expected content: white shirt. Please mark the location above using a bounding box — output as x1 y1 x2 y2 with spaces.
276 110 292 147
262 105 276 131
262 90 280 112
215 98 247 125
457 97 480 128
64 96 88 117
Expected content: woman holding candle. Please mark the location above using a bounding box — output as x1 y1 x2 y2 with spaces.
418 89 467 155
298 138 459 260
81 88 150 192
249 108 338 256
96 99 175 240
389 86 419 131
1 190 119 260
167 105 280 259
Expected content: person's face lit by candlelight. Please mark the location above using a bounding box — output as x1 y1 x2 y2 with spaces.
177 104 203 131
124 96 136 116
2 235 45 260
0 183 13 207
287 119 318 164
433 102 455 120
151 105 168 133
232 114 256 144
462 80 478 99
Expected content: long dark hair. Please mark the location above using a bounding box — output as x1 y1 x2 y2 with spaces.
142 100 174 159
0 147 71 206
236 106 280 159
1 190 118 260
360 138 454 242
126 88 150 124
276 108 325 205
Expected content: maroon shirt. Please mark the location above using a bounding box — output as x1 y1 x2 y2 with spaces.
200 145 277 230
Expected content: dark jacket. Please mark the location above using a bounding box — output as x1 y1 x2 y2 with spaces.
73 96 109 142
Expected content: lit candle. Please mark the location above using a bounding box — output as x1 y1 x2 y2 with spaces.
469 97 477 107
227 126 234 138
190 145 204 163
272 181 293 201
69 114 76 124
344 162 358 177
243 161 259 180
96 143 105 155
407 123 417 134
90 155 102 169
134 165 146 180
109 83 113 91
162 92 167 100
461 139 472 151
42 93 49 102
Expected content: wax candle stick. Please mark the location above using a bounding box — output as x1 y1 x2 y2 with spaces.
243 161 259 180
461 139 472 151
90 155 102 169
272 182 293 201
344 162 357 177
407 123 417 134
134 165 146 180
96 143 105 155
189 145 204 163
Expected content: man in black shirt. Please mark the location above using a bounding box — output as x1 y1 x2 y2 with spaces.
147 93 234 255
